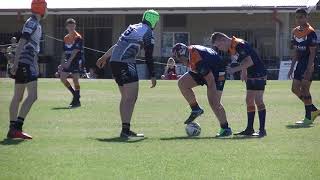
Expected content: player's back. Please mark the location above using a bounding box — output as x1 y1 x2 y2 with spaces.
111 23 153 63
19 15 42 66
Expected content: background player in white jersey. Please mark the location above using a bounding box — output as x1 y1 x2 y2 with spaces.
96 10 159 139
6 0 47 140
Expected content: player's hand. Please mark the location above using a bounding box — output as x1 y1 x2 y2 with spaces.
226 66 235 74
240 70 247 82
150 77 157 88
10 64 17 76
287 68 293 80
96 58 106 69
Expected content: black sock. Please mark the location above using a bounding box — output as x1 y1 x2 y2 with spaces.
258 109 266 131
305 105 313 120
122 123 130 133
247 111 255 130
75 90 80 100
67 86 75 96
220 122 229 129
14 117 24 131
311 104 318 111
9 121 16 129
190 103 200 111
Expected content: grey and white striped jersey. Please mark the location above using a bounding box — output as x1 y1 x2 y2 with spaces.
19 15 42 67
110 23 154 63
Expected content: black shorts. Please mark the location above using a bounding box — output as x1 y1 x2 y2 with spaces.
188 71 225 91
110 61 139 86
15 63 38 84
62 62 80 74
246 79 266 91
294 61 313 81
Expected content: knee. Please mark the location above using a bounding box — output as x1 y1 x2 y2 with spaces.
291 86 299 95
27 93 38 103
13 95 23 103
246 97 254 106
122 95 137 104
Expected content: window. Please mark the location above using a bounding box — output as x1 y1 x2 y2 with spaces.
161 32 189 57
125 15 141 27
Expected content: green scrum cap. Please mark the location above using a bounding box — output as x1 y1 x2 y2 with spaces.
142 9 160 29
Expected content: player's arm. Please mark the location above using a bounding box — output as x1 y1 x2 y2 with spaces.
96 44 115 69
64 38 82 68
143 29 156 88
288 29 298 79
304 32 318 80
203 71 219 106
227 56 253 73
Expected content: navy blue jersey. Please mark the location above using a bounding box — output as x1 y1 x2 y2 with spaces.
291 23 317 62
228 37 266 78
188 45 225 78
63 31 83 65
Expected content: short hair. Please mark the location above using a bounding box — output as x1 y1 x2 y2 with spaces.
65 18 76 26
210 32 229 44
295 8 308 16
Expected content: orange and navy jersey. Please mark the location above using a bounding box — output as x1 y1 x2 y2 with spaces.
188 45 225 78
63 31 83 64
228 36 266 78
291 23 317 61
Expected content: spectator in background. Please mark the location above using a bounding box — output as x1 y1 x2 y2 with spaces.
0 48 8 77
161 57 180 80
6 37 18 77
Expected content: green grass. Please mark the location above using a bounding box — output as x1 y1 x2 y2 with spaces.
0 78 319 180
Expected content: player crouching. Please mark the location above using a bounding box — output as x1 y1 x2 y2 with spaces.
172 43 232 137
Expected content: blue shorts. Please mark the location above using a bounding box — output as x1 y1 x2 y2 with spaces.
246 79 266 91
62 61 81 74
188 71 225 91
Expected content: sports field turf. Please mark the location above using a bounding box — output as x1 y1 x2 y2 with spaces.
0 78 319 180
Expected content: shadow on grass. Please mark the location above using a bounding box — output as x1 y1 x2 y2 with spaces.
0 138 25 145
51 107 71 110
95 137 147 143
286 124 313 129
160 135 261 141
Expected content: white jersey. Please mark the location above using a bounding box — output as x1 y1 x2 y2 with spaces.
19 15 42 66
110 23 154 63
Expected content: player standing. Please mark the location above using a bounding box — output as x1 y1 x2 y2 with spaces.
96 10 159 139
211 32 267 137
59 18 84 108
172 43 232 137
288 8 320 125
7 0 47 139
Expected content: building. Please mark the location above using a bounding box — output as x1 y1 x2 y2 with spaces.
0 0 319 79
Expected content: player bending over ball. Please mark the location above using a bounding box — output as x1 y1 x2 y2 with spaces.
59 18 84 108
211 32 267 137
7 0 47 139
96 10 159 139
288 8 320 125
172 43 232 137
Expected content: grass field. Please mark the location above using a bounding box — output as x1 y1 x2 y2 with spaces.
0 78 319 180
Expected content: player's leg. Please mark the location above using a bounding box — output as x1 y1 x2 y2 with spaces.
8 83 26 136
118 81 142 138
60 71 75 106
297 80 320 124
178 72 203 124
70 73 81 108
234 90 256 136
253 90 267 137
291 79 303 102
15 81 38 133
